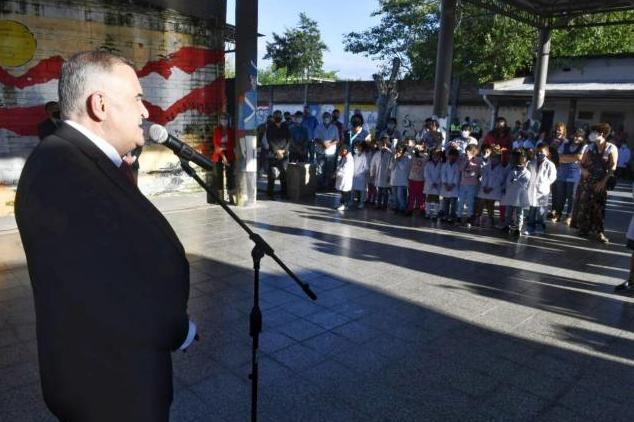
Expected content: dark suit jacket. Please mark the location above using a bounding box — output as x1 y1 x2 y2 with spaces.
15 123 190 422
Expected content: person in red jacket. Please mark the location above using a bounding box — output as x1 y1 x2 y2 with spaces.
211 113 236 204
483 117 514 157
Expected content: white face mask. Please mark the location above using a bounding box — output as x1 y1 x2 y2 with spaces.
461 131 470 138
220 119 228 127
588 132 599 142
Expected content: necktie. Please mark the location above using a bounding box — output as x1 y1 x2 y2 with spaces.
119 161 136 186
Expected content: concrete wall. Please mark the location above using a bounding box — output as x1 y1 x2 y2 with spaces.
549 57 634 83
0 0 225 203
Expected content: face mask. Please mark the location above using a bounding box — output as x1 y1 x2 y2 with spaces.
52 111 61 120
220 119 228 127
354 149 361 154
323 118 331 125
537 153 546 161
461 131 470 138
556 131 563 137
295 118 303 124
588 132 599 142
483 152 491 159
387 123 395 130
351 120 362 128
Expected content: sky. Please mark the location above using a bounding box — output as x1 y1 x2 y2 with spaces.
226 0 383 80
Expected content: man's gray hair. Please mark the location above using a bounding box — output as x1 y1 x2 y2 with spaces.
58 51 136 118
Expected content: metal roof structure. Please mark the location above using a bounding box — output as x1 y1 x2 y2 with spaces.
464 0 634 28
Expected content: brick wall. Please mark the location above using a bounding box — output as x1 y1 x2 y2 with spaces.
0 0 225 203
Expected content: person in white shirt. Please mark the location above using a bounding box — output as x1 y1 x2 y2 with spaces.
445 124 478 155
314 111 340 189
335 143 354 210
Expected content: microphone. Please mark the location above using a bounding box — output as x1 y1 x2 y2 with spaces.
148 124 215 171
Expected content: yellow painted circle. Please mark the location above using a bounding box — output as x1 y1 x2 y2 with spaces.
0 21 36 67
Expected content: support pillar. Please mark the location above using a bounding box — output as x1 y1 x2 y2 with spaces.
530 27 551 125
235 0 259 207
432 0 458 133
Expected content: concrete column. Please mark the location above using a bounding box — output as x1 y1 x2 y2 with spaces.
234 0 259 207
530 28 552 123
268 85 274 115
432 0 457 122
303 84 309 107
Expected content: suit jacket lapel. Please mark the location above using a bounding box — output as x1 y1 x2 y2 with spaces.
55 123 184 255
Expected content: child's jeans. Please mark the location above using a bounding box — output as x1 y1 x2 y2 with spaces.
442 197 458 219
377 187 389 207
353 189 367 204
527 206 546 229
367 184 377 203
393 186 408 210
457 185 477 218
407 180 425 211
504 206 525 230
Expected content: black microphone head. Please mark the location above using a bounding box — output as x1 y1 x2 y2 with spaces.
149 124 169 144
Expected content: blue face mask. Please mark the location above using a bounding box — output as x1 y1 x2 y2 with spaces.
537 153 546 161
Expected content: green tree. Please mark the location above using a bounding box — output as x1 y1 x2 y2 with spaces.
344 0 634 83
258 65 338 85
264 13 329 80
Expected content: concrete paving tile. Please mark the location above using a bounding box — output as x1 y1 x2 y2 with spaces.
276 318 326 342
270 343 328 372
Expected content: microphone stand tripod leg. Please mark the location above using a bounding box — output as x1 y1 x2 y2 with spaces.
249 244 264 422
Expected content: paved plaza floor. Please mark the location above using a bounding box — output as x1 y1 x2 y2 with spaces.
2 184 634 421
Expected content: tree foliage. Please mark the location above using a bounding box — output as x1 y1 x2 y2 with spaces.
264 13 329 80
344 0 634 83
257 65 338 85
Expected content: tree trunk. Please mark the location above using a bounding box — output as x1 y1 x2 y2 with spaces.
374 58 400 134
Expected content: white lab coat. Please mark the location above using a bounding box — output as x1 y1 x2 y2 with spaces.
527 158 557 207
501 166 531 207
370 149 393 188
335 154 354 192
441 161 461 198
423 160 443 195
478 162 506 201
389 154 411 187
352 152 370 191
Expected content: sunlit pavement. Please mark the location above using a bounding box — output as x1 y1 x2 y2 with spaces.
1 184 634 421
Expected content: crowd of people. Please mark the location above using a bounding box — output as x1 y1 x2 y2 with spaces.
247 109 628 246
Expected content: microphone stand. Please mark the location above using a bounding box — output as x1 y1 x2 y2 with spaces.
178 160 317 422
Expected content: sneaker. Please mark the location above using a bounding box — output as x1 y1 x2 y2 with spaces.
513 229 521 236
535 225 545 235
524 227 535 236
598 233 609 244
564 217 572 226
615 281 634 293
336 204 347 211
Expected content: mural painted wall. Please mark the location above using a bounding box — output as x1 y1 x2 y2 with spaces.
0 0 225 203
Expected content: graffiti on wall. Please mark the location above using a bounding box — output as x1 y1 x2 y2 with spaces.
0 43 225 136
0 20 36 67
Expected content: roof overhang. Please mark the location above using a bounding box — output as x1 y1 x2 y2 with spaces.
464 0 634 29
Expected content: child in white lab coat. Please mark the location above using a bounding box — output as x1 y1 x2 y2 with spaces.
351 141 370 209
475 148 505 228
370 138 393 209
423 148 443 218
335 144 354 211
390 144 412 213
499 148 531 235
525 143 557 235
441 148 461 223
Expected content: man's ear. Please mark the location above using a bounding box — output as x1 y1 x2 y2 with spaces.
86 92 107 122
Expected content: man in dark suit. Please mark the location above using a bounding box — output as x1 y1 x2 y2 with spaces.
15 51 196 422
38 101 61 140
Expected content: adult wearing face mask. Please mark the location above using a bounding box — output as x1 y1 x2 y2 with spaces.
553 128 587 226
483 117 514 161
379 117 401 150
314 111 340 189
209 113 236 203
301 106 319 162
38 101 62 140
289 111 309 162
265 110 291 200
446 124 478 156
570 123 618 243
346 115 371 153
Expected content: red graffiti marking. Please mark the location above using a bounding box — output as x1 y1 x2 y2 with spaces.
0 78 225 136
137 47 224 79
0 47 224 89
143 78 225 125
0 56 64 89
0 106 49 136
